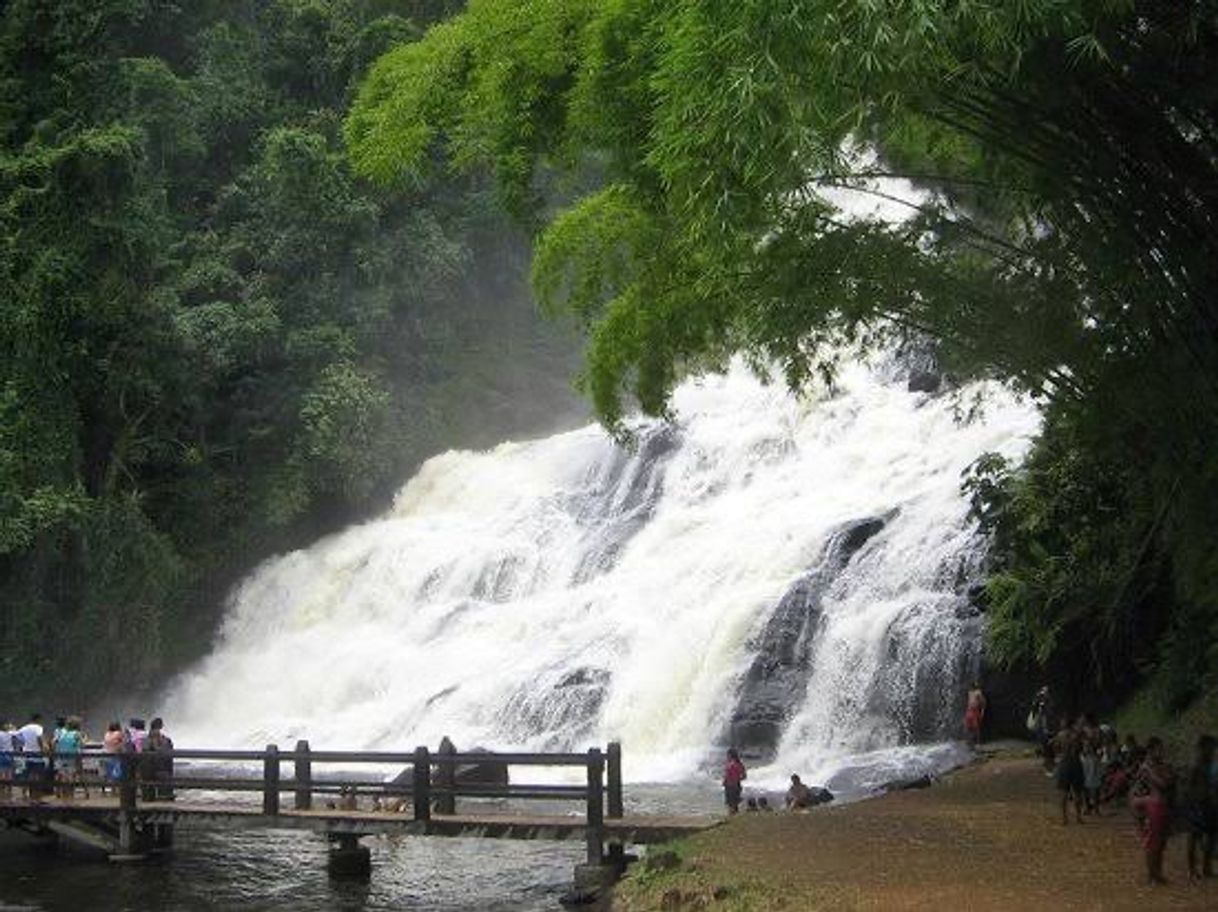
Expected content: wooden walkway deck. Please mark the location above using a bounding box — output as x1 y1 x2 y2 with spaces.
0 740 718 888
0 796 713 844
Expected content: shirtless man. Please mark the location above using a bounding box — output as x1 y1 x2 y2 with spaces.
786 774 813 810
964 683 987 748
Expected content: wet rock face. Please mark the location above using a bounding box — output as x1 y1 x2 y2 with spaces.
907 369 942 394
500 666 612 747
726 516 887 762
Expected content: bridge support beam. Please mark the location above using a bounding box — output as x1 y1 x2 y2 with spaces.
112 753 150 861
111 814 151 861
150 822 175 853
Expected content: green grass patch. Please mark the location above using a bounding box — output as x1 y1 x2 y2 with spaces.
613 826 853 911
1115 680 1218 765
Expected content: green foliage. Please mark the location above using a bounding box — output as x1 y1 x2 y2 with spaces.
297 363 392 501
964 413 1155 674
351 0 1218 696
0 0 583 708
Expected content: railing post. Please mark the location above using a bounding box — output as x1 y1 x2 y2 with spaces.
294 740 311 811
119 752 137 814
606 741 625 869
413 746 431 823
585 747 604 865
263 744 280 816
435 736 456 815
607 741 623 818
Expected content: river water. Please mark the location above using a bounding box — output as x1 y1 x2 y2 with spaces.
0 827 584 911
0 782 727 911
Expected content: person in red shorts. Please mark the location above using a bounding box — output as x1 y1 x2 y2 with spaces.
722 748 746 815
963 682 986 748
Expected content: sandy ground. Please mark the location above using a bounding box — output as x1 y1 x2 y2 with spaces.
613 752 1217 910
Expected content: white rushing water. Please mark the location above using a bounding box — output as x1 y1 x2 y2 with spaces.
165 352 1039 796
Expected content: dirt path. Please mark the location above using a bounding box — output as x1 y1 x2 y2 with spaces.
613 754 1217 910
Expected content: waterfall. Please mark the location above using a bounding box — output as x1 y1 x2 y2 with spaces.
165 352 1038 793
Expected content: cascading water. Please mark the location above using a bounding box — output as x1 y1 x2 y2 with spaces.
165 350 1038 797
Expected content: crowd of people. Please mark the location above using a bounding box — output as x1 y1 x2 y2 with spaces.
0 713 175 802
1026 686 1217 885
718 685 1216 891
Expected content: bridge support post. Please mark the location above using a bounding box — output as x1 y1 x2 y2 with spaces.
570 747 617 898
263 744 280 816
327 832 371 878
150 821 175 853
585 747 604 865
606 741 625 871
413 746 430 824
113 754 149 861
294 740 312 811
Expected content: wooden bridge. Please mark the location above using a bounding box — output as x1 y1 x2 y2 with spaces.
0 741 717 889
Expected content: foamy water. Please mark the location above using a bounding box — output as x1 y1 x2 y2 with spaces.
163 352 1037 792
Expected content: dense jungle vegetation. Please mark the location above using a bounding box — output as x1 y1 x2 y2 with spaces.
0 0 583 706
348 0 1218 720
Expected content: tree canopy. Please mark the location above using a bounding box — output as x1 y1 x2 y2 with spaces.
0 0 580 705
348 0 1218 702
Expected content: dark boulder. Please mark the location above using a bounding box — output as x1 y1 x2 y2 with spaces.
725 515 889 761
907 369 942 394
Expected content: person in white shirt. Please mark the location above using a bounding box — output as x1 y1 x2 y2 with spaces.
16 714 46 800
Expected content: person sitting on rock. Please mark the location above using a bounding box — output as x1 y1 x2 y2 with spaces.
786 774 813 810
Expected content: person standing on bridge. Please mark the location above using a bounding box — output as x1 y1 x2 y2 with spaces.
16 713 47 800
101 721 124 792
127 718 147 753
144 717 174 801
53 717 84 800
723 749 746 815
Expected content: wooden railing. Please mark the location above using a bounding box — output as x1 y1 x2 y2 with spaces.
3 741 625 864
